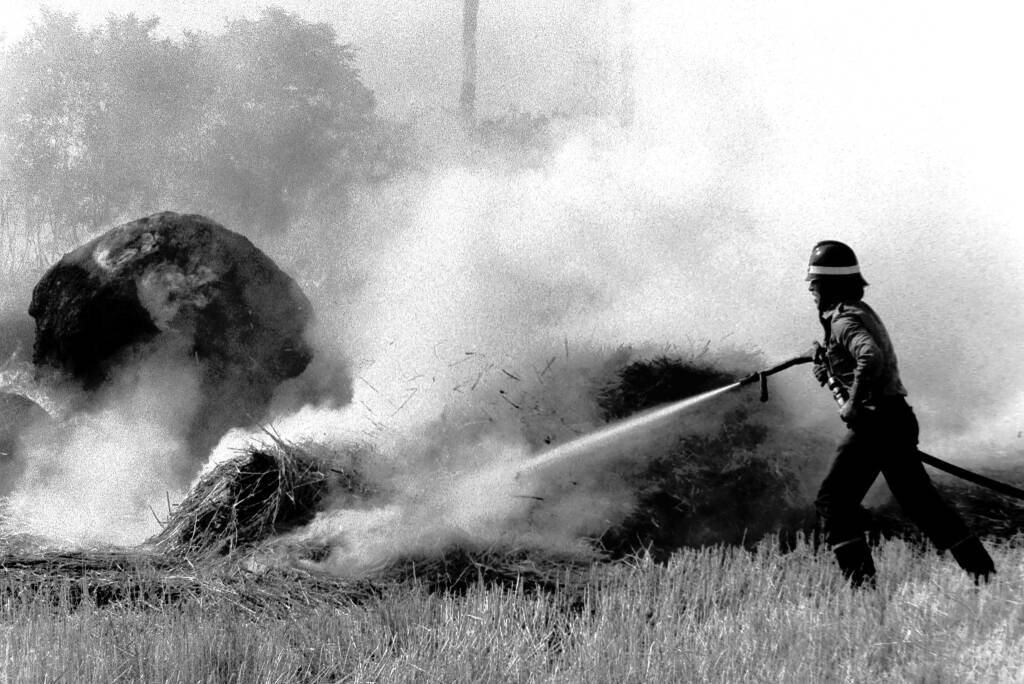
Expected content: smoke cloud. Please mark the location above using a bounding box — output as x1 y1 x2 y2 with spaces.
1 344 198 546
2 2 1023 556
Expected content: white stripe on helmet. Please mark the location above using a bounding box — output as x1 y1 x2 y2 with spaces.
807 264 861 276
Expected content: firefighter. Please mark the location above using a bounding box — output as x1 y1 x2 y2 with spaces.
807 240 995 586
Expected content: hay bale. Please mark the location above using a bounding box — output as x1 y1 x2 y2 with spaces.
149 439 362 558
592 355 1024 551
29 211 320 459
589 354 807 559
596 355 739 422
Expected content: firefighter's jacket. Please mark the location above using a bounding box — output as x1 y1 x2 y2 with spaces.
819 300 907 407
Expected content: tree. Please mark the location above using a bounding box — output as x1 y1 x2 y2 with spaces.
0 7 378 259
0 10 100 258
460 0 480 123
617 0 635 127
0 11 204 257
191 8 375 232
85 14 202 222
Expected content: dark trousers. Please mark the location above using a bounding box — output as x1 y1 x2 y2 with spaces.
815 398 970 550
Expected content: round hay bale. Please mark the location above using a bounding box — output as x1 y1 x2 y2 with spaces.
29 211 315 456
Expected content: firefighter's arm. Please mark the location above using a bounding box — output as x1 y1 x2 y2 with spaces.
833 313 882 408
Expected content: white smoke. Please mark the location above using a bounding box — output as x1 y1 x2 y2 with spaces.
1 346 199 546
3 1 1024 554
238 2 1024 571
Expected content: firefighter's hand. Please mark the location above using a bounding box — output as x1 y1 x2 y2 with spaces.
839 401 859 424
812 361 829 386
811 342 828 386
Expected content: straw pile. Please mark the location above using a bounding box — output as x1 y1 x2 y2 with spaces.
1 434 600 609
591 354 807 559
6 346 1020 613
0 436 379 611
0 545 594 612
148 436 371 558
371 546 598 595
0 549 384 613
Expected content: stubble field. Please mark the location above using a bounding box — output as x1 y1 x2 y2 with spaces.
1 536 1021 683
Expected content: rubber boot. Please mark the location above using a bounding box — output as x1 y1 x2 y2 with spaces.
949 536 996 585
832 537 876 588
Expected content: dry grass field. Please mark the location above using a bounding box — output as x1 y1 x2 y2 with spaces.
1 535 1021 683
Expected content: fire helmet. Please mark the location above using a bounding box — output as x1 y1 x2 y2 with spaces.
805 240 868 285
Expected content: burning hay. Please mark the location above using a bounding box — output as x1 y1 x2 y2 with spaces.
0 438 378 611
0 426 601 611
587 353 809 558
11 346 1019 612
148 436 369 558
142 434 594 596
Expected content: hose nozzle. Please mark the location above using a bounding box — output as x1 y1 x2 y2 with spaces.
739 351 815 403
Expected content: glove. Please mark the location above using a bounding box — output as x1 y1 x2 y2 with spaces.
811 342 828 386
812 362 828 386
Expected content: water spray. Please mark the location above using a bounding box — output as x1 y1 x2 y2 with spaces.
515 382 743 476
515 351 815 477
515 347 1024 503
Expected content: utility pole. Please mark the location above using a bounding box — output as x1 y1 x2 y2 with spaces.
460 0 480 124
618 0 635 127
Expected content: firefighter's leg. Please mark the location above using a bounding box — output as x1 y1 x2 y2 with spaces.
885 459 995 582
878 404 995 583
881 452 970 546
815 430 881 586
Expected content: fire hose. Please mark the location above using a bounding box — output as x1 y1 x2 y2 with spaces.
740 352 1024 501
